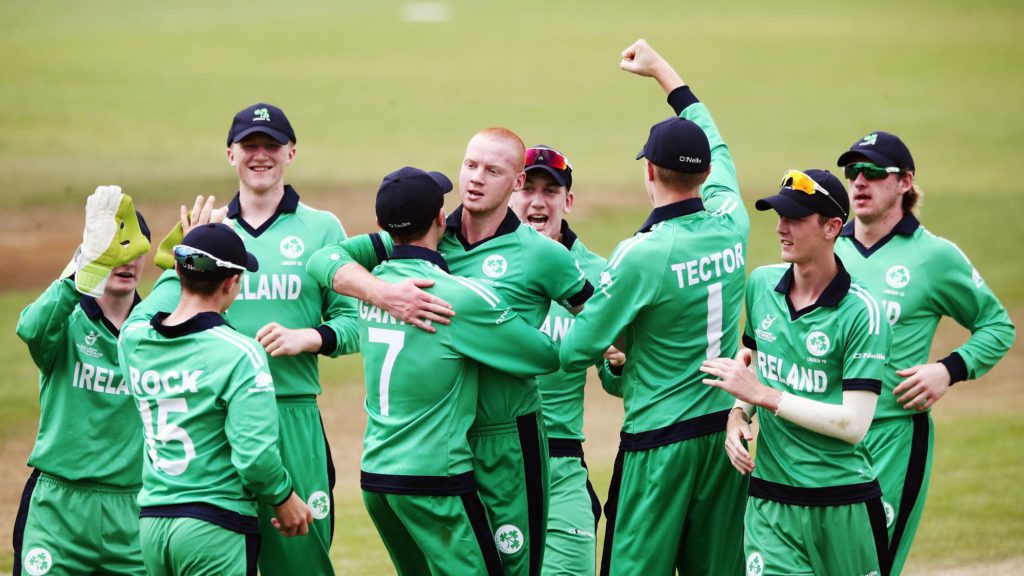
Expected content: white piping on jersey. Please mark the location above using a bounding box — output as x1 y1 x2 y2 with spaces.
848 284 882 336
713 198 740 216
210 326 265 369
451 276 500 307
608 233 650 270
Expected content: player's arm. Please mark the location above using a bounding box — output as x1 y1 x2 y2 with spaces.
560 241 657 373
596 347 626 397
621 38 746 227
16 278 81 371
536 238 594 315
307 232 453 332
451 279 560 376
896 246 1015 409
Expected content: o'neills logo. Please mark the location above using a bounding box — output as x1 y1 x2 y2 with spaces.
679 155 703 164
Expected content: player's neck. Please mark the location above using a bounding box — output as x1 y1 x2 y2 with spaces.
853 208 903 248
789 252 838 310
96 292 136 330
238 183 286 229
651 185 699 208
460 205 505 245
165 293 227 326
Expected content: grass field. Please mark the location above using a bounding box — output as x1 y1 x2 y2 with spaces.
2 0 1022 574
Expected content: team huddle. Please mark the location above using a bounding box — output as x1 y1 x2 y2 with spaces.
13 39 1014 576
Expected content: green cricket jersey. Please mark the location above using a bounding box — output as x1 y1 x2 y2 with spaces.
308 207 592 423
138 187 360 397
560 87 750 435
16 278 142 487
835 214 1015 420
358 246 560 489
743 262 890 501
537 222 619 441
118 312 293 517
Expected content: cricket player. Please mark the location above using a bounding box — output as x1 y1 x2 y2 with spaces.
308 128 593 576
14 186 151 576
510 145 621 575
559 40 750 575
834 132 1015 574
147 103 359 575
119 222 312 576
701 168 891 576
359 166 566 575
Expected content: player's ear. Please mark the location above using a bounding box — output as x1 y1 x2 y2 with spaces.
436 208 446 228
513 170 526 192
646 160 655 182
226 146 236 165
564 191 574 213
285 143 296 165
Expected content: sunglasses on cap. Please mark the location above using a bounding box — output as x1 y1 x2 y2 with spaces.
844 162 902 181
173 245 247 274
781 170 848 219
525 147 572 171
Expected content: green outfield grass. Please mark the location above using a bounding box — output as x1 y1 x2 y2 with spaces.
2 0 1022 573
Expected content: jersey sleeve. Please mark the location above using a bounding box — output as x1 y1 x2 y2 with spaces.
314 218 362 357
842 286 891 394
928 242 1015 382
559 236 660 372
535 236 593 310
306 232 395 293
448 277 560 376
222 345 293 506
669 87 750 236
16 278 81 371
597 361 624 398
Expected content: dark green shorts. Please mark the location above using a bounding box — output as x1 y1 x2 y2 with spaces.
866 413 934 575
257 397 335 576
140 517 257 576
363 489 503 575
744 497 887 576
469 412 549 576
601 420 747 576
14 470 144 576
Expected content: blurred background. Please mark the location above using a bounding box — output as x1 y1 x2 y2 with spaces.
1 1 1021 573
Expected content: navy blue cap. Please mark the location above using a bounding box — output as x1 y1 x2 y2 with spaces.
525 145 573 191
135 210 151 242
375 167 453 232
178 223 258 278
756 169 850 222
226 103 296 147
836 131 915 172
636 117 710 174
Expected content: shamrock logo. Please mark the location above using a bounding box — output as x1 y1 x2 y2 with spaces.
494 524 524 554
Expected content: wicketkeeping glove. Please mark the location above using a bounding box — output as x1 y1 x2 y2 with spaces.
74 186 151 296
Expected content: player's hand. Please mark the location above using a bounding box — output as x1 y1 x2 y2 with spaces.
257 323 322 357
271 491 313 537
76 186 150 296
603 346 626 367
894 363 952 411
735 347 753 367
725 407 755 475
701 357 777 408
181 195 228 236
619 39 685 93
377 279 455 333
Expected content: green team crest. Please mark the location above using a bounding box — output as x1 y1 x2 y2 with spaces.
859 133 879 146
279 235 305 259
494 524 524 555
307 490 330 520
24 547 53 576
252 108 271 122
745 551 764 576
805 330 831 357
482 254 508 278
885 265 910 289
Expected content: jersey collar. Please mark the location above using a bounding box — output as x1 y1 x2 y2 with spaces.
227 185 300 237
636 197 705 233
446 205 521 250
389 244 450 273
839 212 920 257
150 311 229 338
559 220 578 251
80 292 143 337
774 255 852 320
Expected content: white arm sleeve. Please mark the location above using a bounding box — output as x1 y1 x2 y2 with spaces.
775 390 877 445
733 399 755 419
